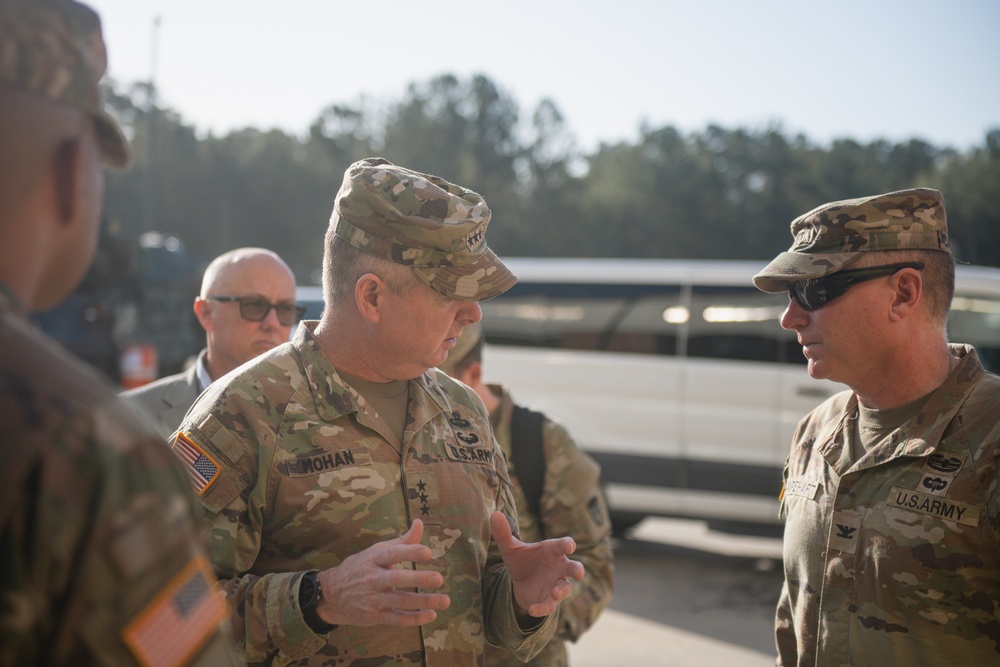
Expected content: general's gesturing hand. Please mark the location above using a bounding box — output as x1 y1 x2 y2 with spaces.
490 511 584 619
315 519 451 627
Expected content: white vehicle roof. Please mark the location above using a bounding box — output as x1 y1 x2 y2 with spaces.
500 257 1000 290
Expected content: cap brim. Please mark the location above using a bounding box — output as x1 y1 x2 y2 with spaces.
414 248 518 302
752 251 864 293
94 110 130 168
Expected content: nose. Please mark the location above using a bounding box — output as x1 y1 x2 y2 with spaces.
459 301 482 325
259 305 285 330
780 295 807 331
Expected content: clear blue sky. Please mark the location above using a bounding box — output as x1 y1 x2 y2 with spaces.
88 0 999 153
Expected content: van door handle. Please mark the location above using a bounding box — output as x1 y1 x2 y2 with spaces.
796 386 832 399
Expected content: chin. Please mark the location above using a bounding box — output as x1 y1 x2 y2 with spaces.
805 359 824 379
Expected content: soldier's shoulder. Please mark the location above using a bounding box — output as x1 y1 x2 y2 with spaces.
957 370 1000 458
1 320 189 504
1 318 158 448
183 346 307 432
970 367 1000 403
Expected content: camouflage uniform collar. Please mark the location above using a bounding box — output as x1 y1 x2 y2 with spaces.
817 344 983 468
900 344 981 452
294 322 362 423
295 321 455 423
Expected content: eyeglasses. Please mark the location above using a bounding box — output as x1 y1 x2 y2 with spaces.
207 296 306 326
788 262 924 311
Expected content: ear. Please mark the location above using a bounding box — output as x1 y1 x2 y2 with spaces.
888 269 921 322
52 138 81 224
467 361 484 387
193 297 213 331
356 273 386 323
457 361 483 388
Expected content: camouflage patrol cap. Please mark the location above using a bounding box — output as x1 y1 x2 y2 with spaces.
0 0 130 167
437 323 483 377
753 187 949 293
332 157 517 301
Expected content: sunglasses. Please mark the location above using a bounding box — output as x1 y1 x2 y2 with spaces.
788 262 924 311
207 295 306 326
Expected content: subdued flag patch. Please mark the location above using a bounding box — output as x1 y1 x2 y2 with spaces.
122 555 227 667
172 432 220 495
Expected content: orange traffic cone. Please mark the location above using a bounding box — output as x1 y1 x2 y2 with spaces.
120 342 158 389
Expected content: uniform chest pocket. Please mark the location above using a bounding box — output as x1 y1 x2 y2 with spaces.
271 446 383 527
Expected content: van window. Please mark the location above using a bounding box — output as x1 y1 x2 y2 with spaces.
686 285 799 364
948 293 1000 373
480 283 683 356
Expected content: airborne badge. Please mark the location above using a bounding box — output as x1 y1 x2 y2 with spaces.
917 452 966 497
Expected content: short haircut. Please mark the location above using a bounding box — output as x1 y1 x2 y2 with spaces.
855 249 955 325
322 232 416 308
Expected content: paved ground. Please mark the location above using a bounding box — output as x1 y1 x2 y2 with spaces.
565 518 783 666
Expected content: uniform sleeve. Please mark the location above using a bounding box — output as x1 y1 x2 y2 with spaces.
0 396 242 667
107 411 244 667
774 578 797 667
970 385 1000 545
482 434 559 660
176 411 326 664
538 418 615 642
774 452 796 667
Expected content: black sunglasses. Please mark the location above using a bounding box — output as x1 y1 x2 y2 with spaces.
207 295 306 326
788 262 924 311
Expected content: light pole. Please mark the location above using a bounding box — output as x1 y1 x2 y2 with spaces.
142 15 161 233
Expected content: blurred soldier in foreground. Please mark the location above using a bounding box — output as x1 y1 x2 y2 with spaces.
753 188 1000 665
173 157 584 666
439 323 614 667
123 247 301 438
0 1 242 665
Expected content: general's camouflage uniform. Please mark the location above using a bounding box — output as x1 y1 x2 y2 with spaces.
480 385 613 667
174 322 557 666
776 344 1000 666
0 287 240 666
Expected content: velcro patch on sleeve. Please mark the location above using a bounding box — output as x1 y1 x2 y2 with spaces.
172 432 221 496
122 555 227 667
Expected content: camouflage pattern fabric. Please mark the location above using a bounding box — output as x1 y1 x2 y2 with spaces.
776 345 1000 666
332 157 517 302
754 188 950 293
0 0 129 166
0 288 241 666
477 385 614 667
174 322 556 666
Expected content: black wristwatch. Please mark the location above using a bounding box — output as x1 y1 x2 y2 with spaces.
298 571 337 634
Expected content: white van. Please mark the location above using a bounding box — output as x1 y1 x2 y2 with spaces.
472 258 1000 535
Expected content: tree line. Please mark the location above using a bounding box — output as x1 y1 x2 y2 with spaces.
102 73 1000 284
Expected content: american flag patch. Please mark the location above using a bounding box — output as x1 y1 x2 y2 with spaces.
122 555 227 667
172 432 220 495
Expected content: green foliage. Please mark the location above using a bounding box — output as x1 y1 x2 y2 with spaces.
99 75 999 282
